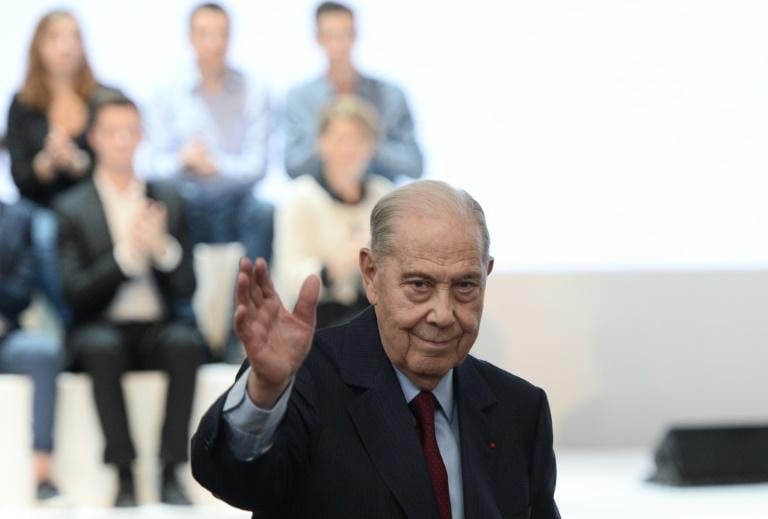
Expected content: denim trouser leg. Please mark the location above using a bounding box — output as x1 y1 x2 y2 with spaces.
0 331 63 452
236 195 274 264
176 177 244 246
31 207 71 326
175 176 273 262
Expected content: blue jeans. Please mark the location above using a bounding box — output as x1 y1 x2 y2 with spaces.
176 177 274 263
30 206 71 326
0 330 63 452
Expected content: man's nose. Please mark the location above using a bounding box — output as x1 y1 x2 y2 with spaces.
426 288 456 328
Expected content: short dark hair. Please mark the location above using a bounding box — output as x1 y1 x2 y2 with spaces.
190 2 229 26
315 1 354 22
91 93 139 126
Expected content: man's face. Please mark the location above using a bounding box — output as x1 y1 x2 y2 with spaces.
190 9 229 70
316 11 355 65
361 209 494 390
89 106 142 172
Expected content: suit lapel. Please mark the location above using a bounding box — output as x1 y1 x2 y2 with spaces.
342 308 440 519
456 358 505 519
80 180 115 256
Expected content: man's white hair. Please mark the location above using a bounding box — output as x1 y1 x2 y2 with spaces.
369 180 490 263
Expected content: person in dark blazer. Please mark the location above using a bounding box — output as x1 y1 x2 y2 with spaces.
191 180 560 518
55 95 205 507
5 9 120 324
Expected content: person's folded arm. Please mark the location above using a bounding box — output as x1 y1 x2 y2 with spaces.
369 88 423 181
283 89 322 179
213 84 271 181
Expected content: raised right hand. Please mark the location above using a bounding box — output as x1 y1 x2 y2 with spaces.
234 257 320 408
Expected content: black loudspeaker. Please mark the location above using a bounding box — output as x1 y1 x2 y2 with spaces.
649 424 768 485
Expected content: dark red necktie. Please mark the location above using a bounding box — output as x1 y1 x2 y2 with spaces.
410 391 452 519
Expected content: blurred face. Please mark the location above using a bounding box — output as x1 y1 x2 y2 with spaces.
316 11 356 65
190 8 229 70
38 15 84 78
89 105 142 172
318 117 375 179
361 209 494 390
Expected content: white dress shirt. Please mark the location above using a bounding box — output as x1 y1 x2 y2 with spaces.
93 172 182 322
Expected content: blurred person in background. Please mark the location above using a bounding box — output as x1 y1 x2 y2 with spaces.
0 199 63 502
284 1 423 181
146 2 274 263
55 95 204 507
275 95 392 328
6 10 120 325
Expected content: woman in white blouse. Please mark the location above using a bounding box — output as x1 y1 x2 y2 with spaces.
274 95 393 328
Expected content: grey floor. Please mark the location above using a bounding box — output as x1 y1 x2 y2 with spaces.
4 450 768 518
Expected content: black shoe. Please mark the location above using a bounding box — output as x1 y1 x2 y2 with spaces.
115 487 137 507
36 480 60 501
161 475 192 506
115 475 137 507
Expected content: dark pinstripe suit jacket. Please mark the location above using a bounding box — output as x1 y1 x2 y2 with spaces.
191 307 560 519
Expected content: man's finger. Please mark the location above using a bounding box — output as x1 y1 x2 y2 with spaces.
248 258 266 306
293 274 320 327
254 258 277 299
233 304 250 338
239 256 252 276
235 271 253 310
234 304 261 351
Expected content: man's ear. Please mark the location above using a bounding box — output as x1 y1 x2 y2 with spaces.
86 128 97 154
486 257 494 276
359 248 378 305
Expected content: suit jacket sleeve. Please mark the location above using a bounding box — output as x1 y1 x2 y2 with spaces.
192 356 320 513
530 389 560 519
0 204 35 321
6 96 45 203
56 201 128 317
149 183 196 311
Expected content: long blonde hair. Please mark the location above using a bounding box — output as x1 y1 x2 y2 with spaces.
18 10 97 111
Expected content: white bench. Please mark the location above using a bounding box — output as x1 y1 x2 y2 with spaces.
0 364 238 507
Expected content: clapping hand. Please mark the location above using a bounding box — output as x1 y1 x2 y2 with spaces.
131 200 169 259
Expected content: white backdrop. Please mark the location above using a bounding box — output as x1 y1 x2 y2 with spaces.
2 0 768 272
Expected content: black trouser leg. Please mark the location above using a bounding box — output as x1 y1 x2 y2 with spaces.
143 322 205 465
71 323 135 466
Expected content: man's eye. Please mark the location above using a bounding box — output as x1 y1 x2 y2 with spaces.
408 280 429 290
456 281 478 292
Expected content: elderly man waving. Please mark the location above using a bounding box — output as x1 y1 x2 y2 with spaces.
192 180 560 519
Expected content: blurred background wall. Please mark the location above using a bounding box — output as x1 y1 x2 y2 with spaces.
1 0 766 448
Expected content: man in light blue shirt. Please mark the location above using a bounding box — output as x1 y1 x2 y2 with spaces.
192 180 561 519
284 1 424 182
146 3 273 262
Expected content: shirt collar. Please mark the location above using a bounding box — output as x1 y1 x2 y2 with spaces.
317 72 372 97
394 366 455 423
313 173 368 205
93 169 145 199
184 63 238 94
